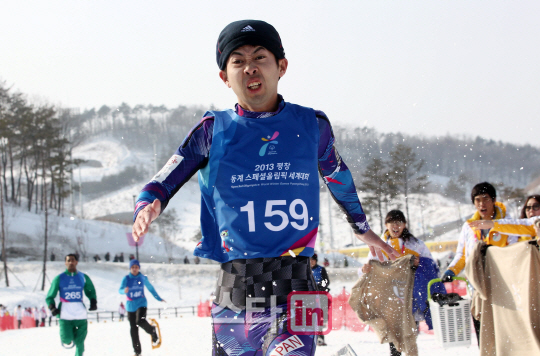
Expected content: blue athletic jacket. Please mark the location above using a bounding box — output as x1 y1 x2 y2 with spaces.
119 273 163 312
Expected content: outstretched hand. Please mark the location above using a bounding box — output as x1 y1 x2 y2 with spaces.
534 219 540 237
132 199 161 241
355 229 400 262
468 220 494 230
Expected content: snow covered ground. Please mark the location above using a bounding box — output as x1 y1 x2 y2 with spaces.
0 261 479 355
0 315 480 356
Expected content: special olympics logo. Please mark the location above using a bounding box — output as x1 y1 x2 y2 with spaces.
259 131 279 156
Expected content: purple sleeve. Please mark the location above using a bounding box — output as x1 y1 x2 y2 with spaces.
316 111 370 234
133 117 214 220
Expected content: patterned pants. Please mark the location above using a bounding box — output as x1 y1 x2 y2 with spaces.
212 303 316 356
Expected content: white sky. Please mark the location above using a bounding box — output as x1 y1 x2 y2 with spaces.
2 0 539 146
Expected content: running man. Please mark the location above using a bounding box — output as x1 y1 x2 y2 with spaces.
132 19 399 355
46 254 97 356
119 259 164 356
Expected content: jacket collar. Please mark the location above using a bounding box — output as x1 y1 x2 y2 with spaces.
468 201 507 223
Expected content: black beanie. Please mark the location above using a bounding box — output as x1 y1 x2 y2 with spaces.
216 20 285 70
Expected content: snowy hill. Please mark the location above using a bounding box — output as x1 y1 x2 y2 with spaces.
70 137 481 252
3 204 191 263
1 135 488 265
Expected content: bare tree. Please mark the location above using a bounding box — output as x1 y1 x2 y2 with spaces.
1 163 8 286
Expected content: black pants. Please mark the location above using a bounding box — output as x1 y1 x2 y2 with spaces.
473 316 481 346
128 307 154 354
390 343 401 356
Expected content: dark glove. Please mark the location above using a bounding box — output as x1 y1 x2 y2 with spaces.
89 299 97 311
49 304 60 316
441 270 455 283
480 243 491 257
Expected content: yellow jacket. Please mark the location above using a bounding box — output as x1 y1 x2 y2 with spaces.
447 202 521 275
492 216 539 239
371 230 434 261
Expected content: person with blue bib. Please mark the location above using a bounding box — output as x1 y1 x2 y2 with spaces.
132 19 400 356
119 259 164 356
46 254 97 356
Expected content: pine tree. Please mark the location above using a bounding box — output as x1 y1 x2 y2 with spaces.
359 157 398 234
388 143 430 229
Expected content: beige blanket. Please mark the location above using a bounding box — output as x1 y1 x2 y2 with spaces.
466 240 540 356
348 255 417 356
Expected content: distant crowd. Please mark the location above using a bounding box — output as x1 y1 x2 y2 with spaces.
0 304 55 329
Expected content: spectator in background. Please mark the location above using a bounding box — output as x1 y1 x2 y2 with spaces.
129 254 135 261
194 256 200 265
520 195 540 219
113 254 119 262
40 305 47 327
50 251 56 261
443 182 523 346
311 253 330 292
469 194 540 244
118 302 126 322
183 256 190 264
311 253 330 347
33 307 40 327
119 253 125 262
364 209 446 356
0 304 4 317
14 305 22 329
323 258 330 268
47 306 52 326
105 252 110 262
93 254 101 262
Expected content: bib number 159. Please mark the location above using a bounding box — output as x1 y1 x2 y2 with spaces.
240 199 308 232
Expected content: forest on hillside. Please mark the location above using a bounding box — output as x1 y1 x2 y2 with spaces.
2 80 539 219
76 102 539 190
